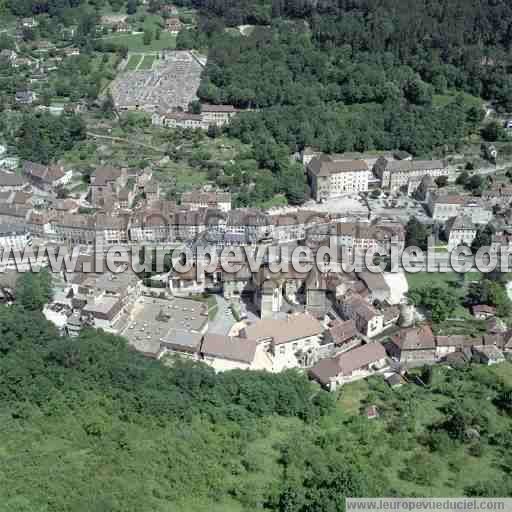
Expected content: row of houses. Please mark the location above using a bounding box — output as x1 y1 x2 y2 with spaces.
310 324 512 391
304 148 451 201
151 104 240 131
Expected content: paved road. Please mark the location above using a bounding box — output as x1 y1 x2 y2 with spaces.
208 294 236 335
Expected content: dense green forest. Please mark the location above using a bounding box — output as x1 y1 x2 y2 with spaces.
16 112 87 164
1 275 512 510
177 0 512 202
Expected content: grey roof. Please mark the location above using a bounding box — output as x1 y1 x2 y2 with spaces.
0 223 28 236
308 156 368 177
0 172 26 187
201 334 257 364
385 160 446 173
448 215 475 232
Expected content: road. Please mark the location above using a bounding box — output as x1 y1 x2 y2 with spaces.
86 132 166 153
208 294 236 335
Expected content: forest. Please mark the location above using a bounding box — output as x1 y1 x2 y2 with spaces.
1 274 512 510
177 0 512 203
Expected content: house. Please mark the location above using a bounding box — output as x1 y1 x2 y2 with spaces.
0 172 27 193
152 111 203 130
200 104 238 128
447 215 477 251
435 335 475 360
324 319 362 354
374 158 449 193
365 405 380 419
472 305 497 320
22 161 71 191
472 345 505 366
309 342 388 391
165 16 183 34
240 313 324 372
62 47 80 57
0 224 32 251
15 90 36 105
181 190 231 212
428 195 465 221
337 292 384 338
388 325 436 365
20 17 38 28
0 49 17 66
307 155 370 201
89 165 125 207
428 194 492 224
357 271 391 303
271 210 330 244
331 221 406 257
143 180 160 203
199 333 273 372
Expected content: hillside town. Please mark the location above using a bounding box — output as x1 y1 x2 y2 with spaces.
1 128 512 391
4 0 512 506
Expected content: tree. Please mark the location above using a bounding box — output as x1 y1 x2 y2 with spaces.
482 121 506 142
101 92 116 118
405 217 430 250
471 224 493 253
188 100 202 114
143 28 153 46
467 279 512 317
407 286 460 323
16 270 53 311
465 174 485 195
126 0 137 15
456 170 470 186
435 176 448 188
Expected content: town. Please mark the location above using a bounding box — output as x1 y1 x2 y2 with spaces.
1 129 512 391
4 0 512 506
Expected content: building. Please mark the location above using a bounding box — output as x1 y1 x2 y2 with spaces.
181 190 232 212
357 271 391 304
472 305 497 320
240 313 324 372
446 215 477 251
22 161 72 191
323 319 362 354
152 104 239 131
20 17 39 28
307 155 370 201
0 172 27 193
472 345 506 365
89 165 125 207
483 185 512 206
200 104 238 127
337 292 384 338
374 158 449 192
388 325 436 365
120 296 208 358
15 90 37 105
152 111 203 130
165 16 183 34
271 210 329 244
328 221 406 256
199 333 273 372
0 224 32 251
428 194 492 224
309 342 388 391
